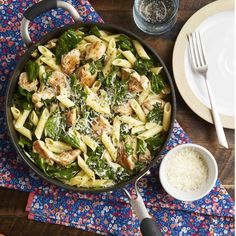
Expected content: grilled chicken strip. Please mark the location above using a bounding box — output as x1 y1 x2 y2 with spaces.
18 72 38 92
85 41 106 61
33 140 81 167
61 49 81 75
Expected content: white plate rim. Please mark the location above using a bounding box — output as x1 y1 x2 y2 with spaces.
172 0 234 129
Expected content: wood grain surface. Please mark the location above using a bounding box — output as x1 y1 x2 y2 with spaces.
0 0 234 235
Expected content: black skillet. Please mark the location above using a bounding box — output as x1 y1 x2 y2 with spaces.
5 1 176 235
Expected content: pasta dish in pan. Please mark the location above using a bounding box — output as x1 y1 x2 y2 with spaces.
11 26 172 188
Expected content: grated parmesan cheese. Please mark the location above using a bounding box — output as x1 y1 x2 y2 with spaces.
165 148 208 192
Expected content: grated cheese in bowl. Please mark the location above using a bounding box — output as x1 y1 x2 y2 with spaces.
165 148 208 192
159 144 218 201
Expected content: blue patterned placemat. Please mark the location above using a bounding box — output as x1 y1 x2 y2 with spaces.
0 0 234 235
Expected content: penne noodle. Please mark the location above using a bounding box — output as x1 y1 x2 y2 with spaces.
11 107 21 120
81 135 98 152
84 35 102 43
15 126 32 140
150 67 163 75
130 99 146 122
112 59 132 68
132 39 150 60
40 56 61 71
77 155 95 181
163 102 172 131
14 109 31 128
56 95 75 108
38 45 55 58
35 108 50 140
30 111 39 126
101 132 117 161
119 115 144 127
45 138 72 153
112 116 121 146
121 50 137 65
137 125 163 140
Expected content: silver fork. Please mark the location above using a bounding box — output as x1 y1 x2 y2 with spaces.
187 31 228 149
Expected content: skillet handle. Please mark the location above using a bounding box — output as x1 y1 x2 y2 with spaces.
123 172 162 236
20 0 82 47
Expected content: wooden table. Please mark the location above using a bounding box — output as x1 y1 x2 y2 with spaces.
0 0 234 235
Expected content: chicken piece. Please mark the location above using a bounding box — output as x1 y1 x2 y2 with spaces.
139 148 151 163
18 72 38 92
76 63 97 87
121 68 138 80
61 49 81 75
33 140 81 167
117 143 135 170
91 115 112 136
66 108 77 127
85 41 106 61
33 140 55 165
56 149 81 166
32 88 55 108
114 101 133 116
128 74 149 93
48 71 68 95
121 68 149 93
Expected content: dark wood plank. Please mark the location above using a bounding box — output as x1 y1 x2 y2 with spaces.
1 0 234 235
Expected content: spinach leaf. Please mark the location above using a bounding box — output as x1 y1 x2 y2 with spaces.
86 145 130 181
46 162 80 180
137 139 147 155
18 87 32 103
149 72 165 93
90 25 101 37
25 60 39 82
89 62 97 75
44 112 63 140
13 92 33 110
61 130 80 149
95 56 105 70
146 134 163 154
19 135 32 149
147 103 163 123
55 29 82 64
134 58 153 75
117 34 134 52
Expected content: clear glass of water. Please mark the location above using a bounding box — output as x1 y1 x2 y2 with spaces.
133 0 179 35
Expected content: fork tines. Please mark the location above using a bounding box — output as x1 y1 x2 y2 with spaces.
187 31 208 70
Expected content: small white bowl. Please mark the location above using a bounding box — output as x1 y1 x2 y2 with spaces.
159 143 218 201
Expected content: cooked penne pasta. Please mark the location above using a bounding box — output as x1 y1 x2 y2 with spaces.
101 34 121 42
84 35 102 43
35 108 50 140
121 50 137 65
11 107 21 120
102 51 116 76
56 95 75 108
101 132 117 161
106 38 116 57
131 125 146 135
77 155 95 181
137 125 163 140
38 45 54 58
150 67 163 75
81 135 98 151
130 99 146 122
119 115 144 127
45 138 72 153
40 56 61 71
112 59 132 68
14 109 31 128
132 39 150 60
30 111 39 126
15 126 32 140
163 102 172 131
112 116 121 146
91 80 102 93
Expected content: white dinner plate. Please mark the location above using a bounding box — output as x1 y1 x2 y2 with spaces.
173 0 234 129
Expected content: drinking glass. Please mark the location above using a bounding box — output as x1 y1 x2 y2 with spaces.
133 0 179 35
